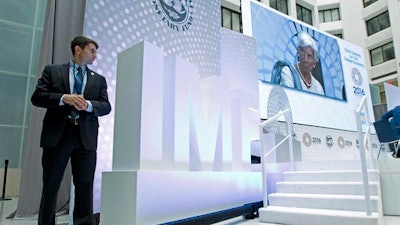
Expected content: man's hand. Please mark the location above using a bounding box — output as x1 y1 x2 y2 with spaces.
63 94 88 111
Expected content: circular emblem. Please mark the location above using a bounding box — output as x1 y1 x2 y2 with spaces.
302 133 312 147
326 135 334 148
153 0 194 31
266 86 292 135
338 136 345 149
351 68 362 86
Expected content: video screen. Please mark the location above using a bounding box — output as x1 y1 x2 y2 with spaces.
251 8 346 100
242 0 373 131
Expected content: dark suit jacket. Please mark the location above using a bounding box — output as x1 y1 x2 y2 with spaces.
31 63 111 150
382 105 400 136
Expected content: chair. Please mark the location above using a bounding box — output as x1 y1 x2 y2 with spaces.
373 119 400 159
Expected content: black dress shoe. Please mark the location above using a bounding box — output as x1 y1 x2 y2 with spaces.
392 152 400 158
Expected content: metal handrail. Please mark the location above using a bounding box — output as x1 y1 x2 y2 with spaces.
259 108 293 207
354 95 373 216
259 97 373 215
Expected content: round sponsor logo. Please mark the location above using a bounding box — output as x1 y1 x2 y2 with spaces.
351 68 362 86
338 136 345 149
153 0 194 31
303 133 312 147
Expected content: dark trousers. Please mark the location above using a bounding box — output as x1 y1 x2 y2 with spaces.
38 123 97 225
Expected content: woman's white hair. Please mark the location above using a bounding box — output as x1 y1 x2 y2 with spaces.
297 31 319 62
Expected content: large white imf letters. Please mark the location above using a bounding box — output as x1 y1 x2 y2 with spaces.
165 56 225 170
113 41 253 171
102 41 261 225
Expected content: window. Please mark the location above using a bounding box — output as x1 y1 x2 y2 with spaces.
366 11 390 36
221 7 242 33
319 8 340 23
270 0 288 15
370 42 395 66
297 4 312 25
371 71 398 81
374 77 398 104
363 0 379 7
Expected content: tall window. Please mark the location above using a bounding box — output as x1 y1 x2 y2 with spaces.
370 42 395 66
366 11 390 36
372 75 398 104
363 0 379 7
297 4 312 25
270 0 288 15
221 7 242 33
0 0 47 168
319 8 340 23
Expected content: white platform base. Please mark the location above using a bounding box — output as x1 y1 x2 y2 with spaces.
259 163 383 225
283 159 400 216
259 206 379 225
100 170 262 225
378 159 400 215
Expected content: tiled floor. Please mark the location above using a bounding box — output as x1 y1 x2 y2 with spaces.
2 198 400 225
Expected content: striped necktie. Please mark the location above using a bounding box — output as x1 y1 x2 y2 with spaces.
73 66 83 94
70 66 83 118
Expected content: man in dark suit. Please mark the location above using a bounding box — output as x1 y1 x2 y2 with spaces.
382 105 400 157
31 36 111 225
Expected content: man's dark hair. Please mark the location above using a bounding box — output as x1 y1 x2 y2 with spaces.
70 36 99 55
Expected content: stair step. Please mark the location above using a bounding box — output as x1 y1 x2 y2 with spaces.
283 170 379 182
259 206 379 225
292 160 365 171
276 181 379 195
268 193 379 212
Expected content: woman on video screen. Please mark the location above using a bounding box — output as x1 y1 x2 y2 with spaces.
271 32 325 95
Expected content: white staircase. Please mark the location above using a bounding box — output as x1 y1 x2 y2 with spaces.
259 169 383 225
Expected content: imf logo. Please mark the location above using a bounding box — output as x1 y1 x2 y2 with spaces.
153 0 194 31
351 67 365 96
351 68 362 86
326 135 334 148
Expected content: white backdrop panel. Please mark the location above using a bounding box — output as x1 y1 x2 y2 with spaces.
84 0 260 214
384 82 400 110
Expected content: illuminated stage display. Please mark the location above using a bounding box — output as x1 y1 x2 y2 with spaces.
79 0 378 224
